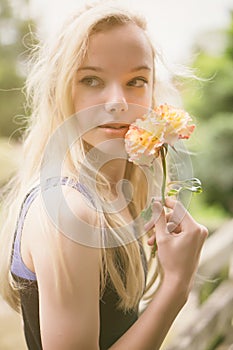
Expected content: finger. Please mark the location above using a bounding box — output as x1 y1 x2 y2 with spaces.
166 212 182 233
165 197 195 230
144 201 163 231
167 222 181 234
147 234 156 246
144 218 155 232
153 203 168 239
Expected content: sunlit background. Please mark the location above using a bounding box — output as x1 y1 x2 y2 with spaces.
30 0 233 62
0 0 233 349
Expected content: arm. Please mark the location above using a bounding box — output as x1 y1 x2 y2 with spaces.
109 277 187 350
29 187 101 350
109 197 208 350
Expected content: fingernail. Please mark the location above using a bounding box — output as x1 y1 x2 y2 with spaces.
152 196 162 203
152 201 162 211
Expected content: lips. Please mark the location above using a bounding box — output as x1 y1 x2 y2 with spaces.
98 123 129 129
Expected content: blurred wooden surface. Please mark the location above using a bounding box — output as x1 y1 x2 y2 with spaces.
163 219 233 350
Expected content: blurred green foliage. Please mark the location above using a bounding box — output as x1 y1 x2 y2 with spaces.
199 265 229 305
0 0 35 139
0 137 20 186
183 11 233 223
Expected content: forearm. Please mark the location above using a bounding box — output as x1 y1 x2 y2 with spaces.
109 277 188 350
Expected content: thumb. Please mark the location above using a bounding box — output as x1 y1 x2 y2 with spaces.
147 234 155 246
144 201 164 232
153 203 168 239
146 202 167 246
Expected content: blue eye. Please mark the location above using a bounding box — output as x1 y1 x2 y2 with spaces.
80 76 103 87
128 77 148 87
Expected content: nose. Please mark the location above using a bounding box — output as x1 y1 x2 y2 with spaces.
104 84 128 114
105 101 128 113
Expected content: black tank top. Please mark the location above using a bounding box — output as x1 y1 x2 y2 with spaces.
11 177 147 350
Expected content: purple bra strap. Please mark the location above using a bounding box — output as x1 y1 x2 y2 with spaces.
11 177 94 280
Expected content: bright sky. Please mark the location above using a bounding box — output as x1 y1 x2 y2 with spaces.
29 0 233 63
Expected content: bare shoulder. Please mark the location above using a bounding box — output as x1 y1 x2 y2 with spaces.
22 183 101 284
29 184 101 283
21 183 98 252
21 185 100 348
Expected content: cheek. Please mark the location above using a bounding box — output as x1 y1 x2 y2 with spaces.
71 84 79 111
146 83 154 107
129 86 153 107
72 82 91 112
72 90 86 112
72 90 102 113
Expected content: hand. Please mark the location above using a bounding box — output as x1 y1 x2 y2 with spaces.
145 197 208 290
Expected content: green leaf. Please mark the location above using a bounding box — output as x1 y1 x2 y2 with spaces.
167 189 180 196
141 204 153 221
167 177 203 196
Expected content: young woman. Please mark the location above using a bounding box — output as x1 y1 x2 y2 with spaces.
0 2 208 349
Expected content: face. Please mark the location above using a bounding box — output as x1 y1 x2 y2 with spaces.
72 23 154 152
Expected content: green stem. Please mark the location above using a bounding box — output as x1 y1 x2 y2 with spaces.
161 145 167 206
151 145 167 258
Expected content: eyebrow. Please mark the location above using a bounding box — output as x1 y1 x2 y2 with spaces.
130 65 151 72
77 65 151 72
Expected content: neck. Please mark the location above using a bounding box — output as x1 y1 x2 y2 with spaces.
100 158 127 194
83 140 129 195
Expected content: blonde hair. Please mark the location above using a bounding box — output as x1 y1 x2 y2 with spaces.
0 1 170 313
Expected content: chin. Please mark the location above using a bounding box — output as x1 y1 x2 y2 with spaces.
83 138 128 159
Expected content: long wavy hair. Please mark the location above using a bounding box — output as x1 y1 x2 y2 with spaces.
0 1 181 313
